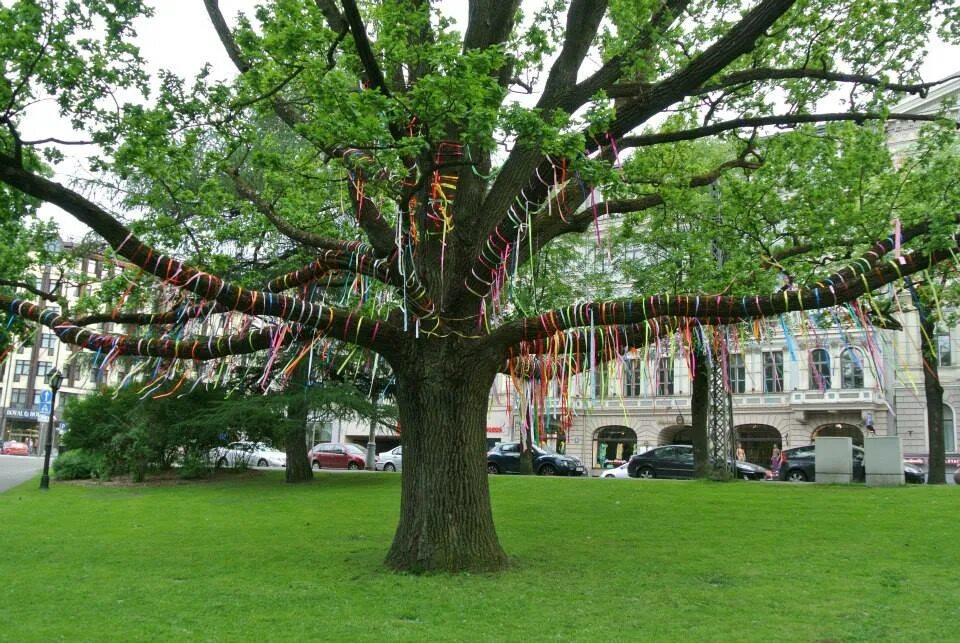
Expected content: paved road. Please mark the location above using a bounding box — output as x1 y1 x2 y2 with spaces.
0 455 44 492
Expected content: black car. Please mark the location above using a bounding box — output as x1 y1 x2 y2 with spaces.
626 444 770 480
778 445 925 483
486 442 585 476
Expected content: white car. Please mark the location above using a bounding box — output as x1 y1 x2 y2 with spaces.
210 441 286 468
375 446 402 472
601 462 630 479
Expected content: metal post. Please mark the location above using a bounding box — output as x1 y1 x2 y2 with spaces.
708 336 734 479
39 369 63 490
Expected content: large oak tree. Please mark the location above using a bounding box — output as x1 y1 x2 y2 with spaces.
1 0 959 571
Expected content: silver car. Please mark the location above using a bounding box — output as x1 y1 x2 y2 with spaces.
375 446 402 472
210 441 287 468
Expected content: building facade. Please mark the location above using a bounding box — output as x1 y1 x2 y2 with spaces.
0 249 122 451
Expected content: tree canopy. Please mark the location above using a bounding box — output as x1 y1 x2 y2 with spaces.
1 0 959 571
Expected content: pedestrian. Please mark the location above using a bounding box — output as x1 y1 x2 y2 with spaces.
770 446 782 476
736 443 746 462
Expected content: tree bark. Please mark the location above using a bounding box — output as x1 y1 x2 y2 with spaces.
691 345 710 478
385 338 508 572
920 314 946 485
284 358 313 483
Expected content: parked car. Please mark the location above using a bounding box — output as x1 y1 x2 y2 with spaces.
1 440 30 456
487 442 585 476
601 462 631 479
210 441 287 468
375 446 402 472
308 442 366 470
903 461 926 484
627 444 770 480
778 444 924 483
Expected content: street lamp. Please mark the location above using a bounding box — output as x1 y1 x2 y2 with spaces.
39 369 63 491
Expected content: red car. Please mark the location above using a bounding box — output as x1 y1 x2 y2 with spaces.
1 440 30 456
308 442 366 470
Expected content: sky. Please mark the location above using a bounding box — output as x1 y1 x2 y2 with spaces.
35 1 960 239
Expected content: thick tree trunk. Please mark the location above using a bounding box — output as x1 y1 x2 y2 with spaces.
691 346 710 479
385 338 509 572
284 359 313 483
920 314 946 485
284 420 312 482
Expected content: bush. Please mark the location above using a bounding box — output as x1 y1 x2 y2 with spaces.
53 449 106 481
178 449 212 480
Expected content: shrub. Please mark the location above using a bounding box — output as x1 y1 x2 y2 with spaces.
53 449 106 481
178 449 212 480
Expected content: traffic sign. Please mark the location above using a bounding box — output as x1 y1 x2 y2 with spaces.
40 390 53 404
38 402 52 415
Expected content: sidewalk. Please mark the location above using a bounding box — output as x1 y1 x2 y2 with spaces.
0 455 44 492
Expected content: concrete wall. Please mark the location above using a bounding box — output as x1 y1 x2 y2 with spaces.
865 436 905 486
816 437 853 484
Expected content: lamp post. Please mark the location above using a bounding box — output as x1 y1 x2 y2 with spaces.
39 369 63 491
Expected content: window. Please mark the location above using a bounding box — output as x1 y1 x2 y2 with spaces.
840 349 864 389
937 327 951 367
763 351 783 393
727 353 745 394
64 362 81 384
589 366 606 398
40 333 56 356
656 357 674 396
32 390 42 407
14 360 30 383
623 359 643 397
10 388 29 409
58 392 79 410
945 405 956 453
809 348 831 390
36 362 53 379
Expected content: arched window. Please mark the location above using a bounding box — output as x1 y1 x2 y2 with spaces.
944 405 955 453
809 348 831 390
594 426 638 468
840 348 864 389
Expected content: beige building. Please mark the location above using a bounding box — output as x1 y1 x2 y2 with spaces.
0 246 124 450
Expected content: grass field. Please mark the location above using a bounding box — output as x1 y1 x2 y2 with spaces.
1 471 956 642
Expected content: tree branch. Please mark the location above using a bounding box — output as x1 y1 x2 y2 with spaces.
488 223 958 353
620 112 957 149
536 0 609 110
341 0 390 99
202 0 251 73
314 0 348 34
0 158 406 354
607 0 798 141
641 68 960 100
0 278 58 302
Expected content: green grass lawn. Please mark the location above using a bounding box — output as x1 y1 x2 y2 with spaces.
1 472 955 642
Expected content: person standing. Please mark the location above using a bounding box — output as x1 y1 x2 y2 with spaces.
770 446 782 476
736 443 746 462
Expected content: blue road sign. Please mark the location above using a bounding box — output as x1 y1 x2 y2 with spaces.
40 390 53 404
38 402 52 415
